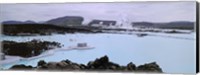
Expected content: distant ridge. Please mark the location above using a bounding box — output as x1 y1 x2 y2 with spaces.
45 16 84 27
2 16 195 30
132 21 195 29
2 20 37 24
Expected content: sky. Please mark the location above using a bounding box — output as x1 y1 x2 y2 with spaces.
0 1 196 24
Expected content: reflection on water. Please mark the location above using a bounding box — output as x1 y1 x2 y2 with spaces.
0 33 196 73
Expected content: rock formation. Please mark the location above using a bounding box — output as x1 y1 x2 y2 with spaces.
2 40 62 57
10 55 163 73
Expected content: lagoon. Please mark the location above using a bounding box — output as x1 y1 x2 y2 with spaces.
0 32 196 73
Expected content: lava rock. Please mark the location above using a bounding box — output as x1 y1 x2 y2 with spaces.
57 61 69 68
9 55 163 73
37 60 47 67
87 55 121 70
137 62 162 73
2 40 62 58
127 62 136 71
98 55 109 63
10 64 33 70
87 55 110 69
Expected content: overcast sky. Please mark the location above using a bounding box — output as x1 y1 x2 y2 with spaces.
0 1 196 24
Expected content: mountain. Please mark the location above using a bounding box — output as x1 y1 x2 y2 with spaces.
45 16 84 27
2 20 37 24
154 21 195 29
24 20 36 24
132 21 195 29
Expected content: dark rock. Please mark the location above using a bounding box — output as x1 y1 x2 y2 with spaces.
164 30 186 34
3 24 99 36
38 65 48 69
108 65 117 69
98 55 109 63
127 62 136 71
37 61 82 70
87 56 110 69
56 61 69 69
70 64 81 70
10 64 33 70
87 55 121 70
107 62 120 70
79 64 87 69
2 40 61 58
137 62 162 72
37 60 47 67
64 59 72 64
118 66 127 71
9 55 163 73
46 62 59 70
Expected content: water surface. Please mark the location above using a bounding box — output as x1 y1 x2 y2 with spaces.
0 33 196 73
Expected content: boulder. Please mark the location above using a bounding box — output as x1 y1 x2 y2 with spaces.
46 62 59 70
64 59 72 64
87 55 109 69
37 60 47 67
70 64 81 70
127 62 136 71
136 62 162 72
98 55 109 63
107 62 120 70
9 55 163 72
10 64 33 70
2 40 61 58
79 64 87 69
87 55 121 70
109 65 117 70
57 61 69 68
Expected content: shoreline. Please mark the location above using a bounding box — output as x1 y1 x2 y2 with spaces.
2 24 193 36
0 55 23 66
0 46 95 67
2 40 62 58
9 55 163 73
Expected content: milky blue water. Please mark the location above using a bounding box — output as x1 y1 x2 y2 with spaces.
0 33 196 73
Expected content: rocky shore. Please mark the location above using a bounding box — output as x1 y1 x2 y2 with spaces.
10 55 163 73
2 39 62 57
2 24 190 36
2 24 102 36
